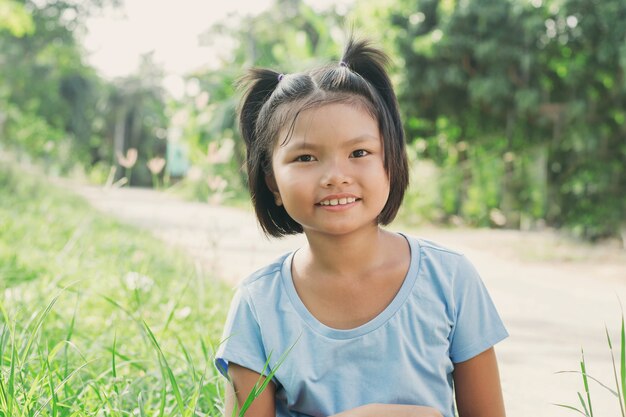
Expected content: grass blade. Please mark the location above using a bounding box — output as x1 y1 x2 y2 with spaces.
618 313 626 415
8 339 16 417
112 330 120 403
158 384 166 417
21 294 59 363
63 297 78 390
163 276 192 333
200 338 210 362
177 335 196 381
554 403 589 416
23 372 45 416
142 320 185 415
580 349 594 417
605 325 625 416
236 336 300 417
102 348 148 373
138 392 146 417
44 353 59 417
0 377 8 413
556 370 619 396
577 392 590 417
112 331 117 379
101 295 134 318
0 321 8 413
65 298 78 344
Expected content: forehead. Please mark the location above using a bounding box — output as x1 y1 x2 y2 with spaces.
275 98 380 148
297 101 376 127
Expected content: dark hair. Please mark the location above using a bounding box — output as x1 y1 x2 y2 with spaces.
238 38 409 237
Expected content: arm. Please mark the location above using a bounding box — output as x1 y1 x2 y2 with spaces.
225 363 276 417
453 347 506 417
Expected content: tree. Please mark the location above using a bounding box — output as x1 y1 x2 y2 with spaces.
0 0 120 171
385 0 625 239
105 53 168 186
541 0 626 239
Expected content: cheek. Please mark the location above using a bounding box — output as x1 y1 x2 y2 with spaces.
276 173 311 197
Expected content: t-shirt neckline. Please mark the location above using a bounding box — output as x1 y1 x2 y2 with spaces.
280 232 421 340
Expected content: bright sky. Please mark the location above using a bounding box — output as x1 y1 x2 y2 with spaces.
83 0 354 95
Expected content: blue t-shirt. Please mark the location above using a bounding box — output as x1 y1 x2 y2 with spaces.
216 234 508 417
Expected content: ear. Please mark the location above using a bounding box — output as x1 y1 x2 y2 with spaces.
265 174 283 206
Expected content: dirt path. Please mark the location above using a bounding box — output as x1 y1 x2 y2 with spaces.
63 181 626 417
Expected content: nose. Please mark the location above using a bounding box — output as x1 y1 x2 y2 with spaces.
320 158 353 187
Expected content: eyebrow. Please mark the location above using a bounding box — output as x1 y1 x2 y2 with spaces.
284 134 380 151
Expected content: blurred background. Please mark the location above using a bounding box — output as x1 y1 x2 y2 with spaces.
1 1 626 416
1 0 624 242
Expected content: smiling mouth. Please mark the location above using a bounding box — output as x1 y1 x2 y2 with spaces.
318 197 358 206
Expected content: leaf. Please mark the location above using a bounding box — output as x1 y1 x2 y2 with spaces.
580 349 594 417
177 335 196 382
577 391 590 417
44 354 59 417
554 403 589 417
158 384 166 417
605 324 625 416
138 392 146 417
621 314 626 415
111 331 117 379
21 294 59 363
8 340 16 417
556 370 619 397
112 331 120 398
142 320 185 415
237 335 300 417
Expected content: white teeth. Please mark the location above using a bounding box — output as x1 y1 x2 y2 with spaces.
320 197 356 206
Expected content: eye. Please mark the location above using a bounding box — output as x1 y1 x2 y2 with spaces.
295 154 316 162
350 149 370 158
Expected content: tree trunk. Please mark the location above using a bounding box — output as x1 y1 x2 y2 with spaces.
113 105 126 182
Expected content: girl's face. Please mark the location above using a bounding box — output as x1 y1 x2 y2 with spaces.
266 102 390 239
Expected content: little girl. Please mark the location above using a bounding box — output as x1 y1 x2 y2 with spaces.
216 38 508 417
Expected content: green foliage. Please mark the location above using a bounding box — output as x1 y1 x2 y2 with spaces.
383 0 625 239
0 0 167 185
3 103 62 155
0 163 232 415
397 144 441 225
0 0 104 171
0 0 34 37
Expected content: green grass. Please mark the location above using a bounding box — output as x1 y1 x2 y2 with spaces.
0 164 234 416
556 311 626 417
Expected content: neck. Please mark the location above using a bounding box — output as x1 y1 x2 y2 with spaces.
298 226 394 278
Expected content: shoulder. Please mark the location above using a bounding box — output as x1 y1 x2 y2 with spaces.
412 236 464 258
402 233 481 292
236 251 292 297
404 234 468 270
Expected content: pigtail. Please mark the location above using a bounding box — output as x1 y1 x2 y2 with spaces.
237 68 285 237
237 68 282 148
340 38 391 91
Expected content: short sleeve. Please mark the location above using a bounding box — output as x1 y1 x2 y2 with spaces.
448 256 508 363
215 287 268 379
